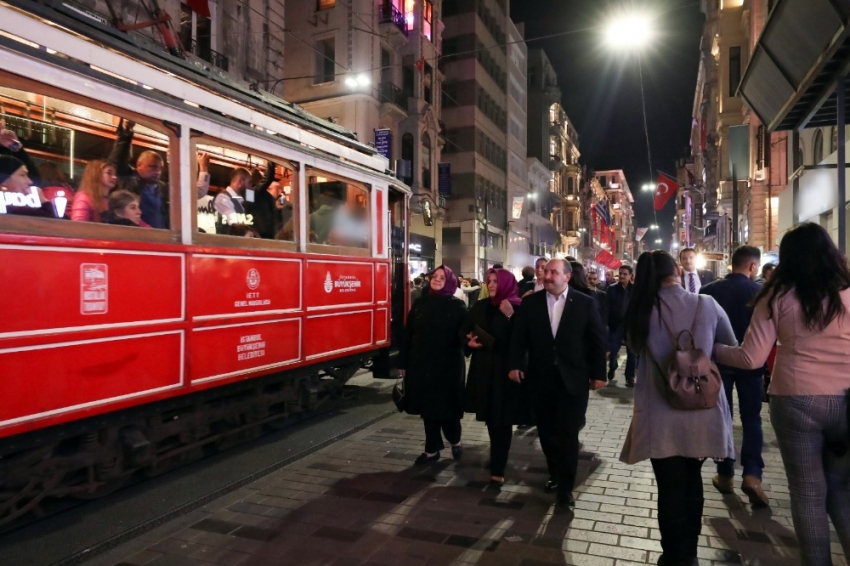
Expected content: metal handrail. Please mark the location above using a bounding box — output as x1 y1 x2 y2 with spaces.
378 3 408 36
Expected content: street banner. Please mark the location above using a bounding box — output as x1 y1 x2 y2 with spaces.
374 129 391 160
636 227 648 241
438 162 452 196
511 196 525 220
654 172 678 211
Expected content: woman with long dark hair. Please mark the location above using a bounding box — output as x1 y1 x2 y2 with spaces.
462 269 531 485
620 250 736 566
399 265 468 464
569 261 607 325
714 223 850 564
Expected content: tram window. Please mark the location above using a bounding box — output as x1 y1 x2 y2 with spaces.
306 168 370 251
0 84 172 232
195 139 296 241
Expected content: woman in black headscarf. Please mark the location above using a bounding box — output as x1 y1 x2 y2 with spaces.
399 265 468 464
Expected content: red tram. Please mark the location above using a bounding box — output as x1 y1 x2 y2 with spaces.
0 2 409 526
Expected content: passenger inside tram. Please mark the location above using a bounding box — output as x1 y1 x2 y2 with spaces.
0 154 58 218
307 179 369 248
106 190 149 228
71 159 117 223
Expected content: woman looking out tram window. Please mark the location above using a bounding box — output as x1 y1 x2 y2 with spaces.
71 160 117 223
399 265 468 464
106 190 150 228
463 268 531 486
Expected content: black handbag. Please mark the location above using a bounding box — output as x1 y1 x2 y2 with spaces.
392 377 406 412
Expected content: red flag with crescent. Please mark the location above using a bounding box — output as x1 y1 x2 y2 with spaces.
654 172 678 211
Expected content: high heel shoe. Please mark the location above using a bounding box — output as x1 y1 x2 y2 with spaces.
414 452 440 464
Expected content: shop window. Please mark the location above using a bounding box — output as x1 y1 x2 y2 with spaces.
0 81 175 237
194 138 296 242
306 168 370 251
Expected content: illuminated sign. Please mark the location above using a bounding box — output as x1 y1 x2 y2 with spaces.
0 187 41 214
409 243 422 253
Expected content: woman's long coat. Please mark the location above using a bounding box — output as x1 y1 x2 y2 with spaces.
399 294 468 421
462 300 532 426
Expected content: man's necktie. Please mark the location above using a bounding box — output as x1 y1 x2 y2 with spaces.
689 272 696 293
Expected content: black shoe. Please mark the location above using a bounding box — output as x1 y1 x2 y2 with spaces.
607 369 616 381
451 445 463 460
626 379 635 388
415 452 440 464
556 491 575 508
544 479 559 493
517 424 532 430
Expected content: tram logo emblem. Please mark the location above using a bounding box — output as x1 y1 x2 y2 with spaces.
324 272 333 294
80 263 108 315
246 268 261 290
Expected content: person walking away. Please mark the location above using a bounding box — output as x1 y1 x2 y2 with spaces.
399 265 468 464
410 277 424 304
714 223 850 565
463 269 531 486
606 265 637 386
518 266 536 296
700 245 769 507
621 250 736 566
680 248 715 293
508 260 607 507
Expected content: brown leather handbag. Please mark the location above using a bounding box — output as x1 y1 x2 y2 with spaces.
652 298 723 411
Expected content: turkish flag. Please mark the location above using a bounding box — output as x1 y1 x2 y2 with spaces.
654 172 678 211
187 0 211 18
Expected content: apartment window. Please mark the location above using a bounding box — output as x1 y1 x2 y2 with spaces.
422 133 432 190
729 46 741 97
422 0 433 41
814 129 824 164
318 0 335 9
180 3 212 63
424 63 433 104
314 37 336 84
401 133 414 184
403 65 415 98
381 48 392 85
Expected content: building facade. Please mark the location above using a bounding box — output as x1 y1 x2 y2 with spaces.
439 0 512 279
283 0 444 275
594 170 635 266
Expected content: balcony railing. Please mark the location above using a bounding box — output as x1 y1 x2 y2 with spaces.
378 3 409 36
379 82 408 111
188 39 229 72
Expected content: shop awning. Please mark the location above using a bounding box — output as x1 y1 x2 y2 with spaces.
739 0 850 132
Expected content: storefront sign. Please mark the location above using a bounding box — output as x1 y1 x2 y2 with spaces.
375 129 392 160
408 233 436 258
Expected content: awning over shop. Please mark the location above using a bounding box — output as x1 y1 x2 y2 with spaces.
740 0 850 131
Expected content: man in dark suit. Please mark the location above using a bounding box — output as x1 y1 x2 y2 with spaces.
509 259 607 507
517 265 536 297
606 265 636 386
679 247 715 292
700 245 769 507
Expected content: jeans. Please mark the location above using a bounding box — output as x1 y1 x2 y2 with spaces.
423 419 461 453
608 326 636 380
651 457 705 566
487 424 512 477
717 370 765 479
770 396 850 565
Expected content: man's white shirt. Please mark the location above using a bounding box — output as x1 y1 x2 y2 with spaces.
683 269 702 293
546 287 569 338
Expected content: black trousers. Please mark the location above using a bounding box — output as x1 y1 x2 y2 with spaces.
531 369 588 494
651 457 705 565
487 424 513 477
423 419 461 453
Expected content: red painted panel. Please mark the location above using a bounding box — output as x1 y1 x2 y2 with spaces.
304 311 373 360
190 319 301 383
304 261 373 310
189 255 301 319
0 246 182 336
375 308 388 344
0 331 182 427
375 263 388 304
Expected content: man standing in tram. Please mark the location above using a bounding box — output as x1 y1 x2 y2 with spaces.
214 168 253 232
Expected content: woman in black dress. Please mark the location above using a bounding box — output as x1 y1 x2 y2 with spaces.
399 265 468 464
463 268 530 485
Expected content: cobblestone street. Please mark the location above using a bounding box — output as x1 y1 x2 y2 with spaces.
84 370 846 566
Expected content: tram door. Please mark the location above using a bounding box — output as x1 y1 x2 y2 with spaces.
372 190 408 378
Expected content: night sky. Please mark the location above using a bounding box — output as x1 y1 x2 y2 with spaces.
510 0 705 247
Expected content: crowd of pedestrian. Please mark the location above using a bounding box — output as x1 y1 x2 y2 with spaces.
398 223 850 565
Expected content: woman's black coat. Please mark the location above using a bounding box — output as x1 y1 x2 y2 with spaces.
399 293 467 421
462 300 532 426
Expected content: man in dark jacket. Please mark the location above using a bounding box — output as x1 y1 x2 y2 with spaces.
244 161 281 239
517 265 536 296
605 265 636 385
700 245 769 507
509 259 607 507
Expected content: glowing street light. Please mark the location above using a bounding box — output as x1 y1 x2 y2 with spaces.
604 11 655 51
650 224 659 230
655 239 662 244
345 73 371 89
641 183 655 192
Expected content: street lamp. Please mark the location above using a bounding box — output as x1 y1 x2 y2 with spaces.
650 224 659 230
641 183 654 192
604 11 655 51
655 239 662 244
